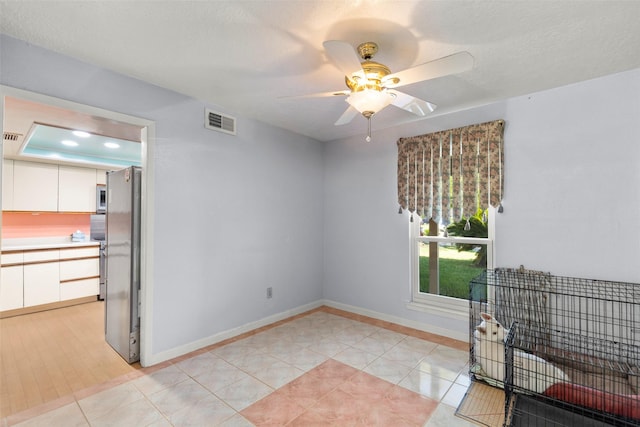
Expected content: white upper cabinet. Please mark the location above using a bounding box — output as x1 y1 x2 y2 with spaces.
12 161 59 212
58 165 97 212
4 160 104 213
2 159 14 210
96 169 107 185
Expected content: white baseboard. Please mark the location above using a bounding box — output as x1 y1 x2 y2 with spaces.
321 299 468 342
144 300 324 366
144 298 467 366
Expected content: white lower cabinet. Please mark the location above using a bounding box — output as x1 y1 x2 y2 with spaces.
1 246 99 313
24 262 60 306
0 265 24 311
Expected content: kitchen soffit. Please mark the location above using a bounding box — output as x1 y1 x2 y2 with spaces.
3 95 144 169
21 123 141 168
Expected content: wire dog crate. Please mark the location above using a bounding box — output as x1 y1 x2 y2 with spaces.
469 268 640 426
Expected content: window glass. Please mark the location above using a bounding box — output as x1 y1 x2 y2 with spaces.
417 241 487 300
411 209 493 307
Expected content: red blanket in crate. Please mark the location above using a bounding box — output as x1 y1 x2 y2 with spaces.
544 382 640 420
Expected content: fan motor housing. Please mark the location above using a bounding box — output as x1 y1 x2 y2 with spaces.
346 60 392 92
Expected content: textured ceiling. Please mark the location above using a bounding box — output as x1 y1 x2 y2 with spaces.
1 0 639 142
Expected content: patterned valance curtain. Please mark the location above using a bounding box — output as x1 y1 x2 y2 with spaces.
397 119 505 224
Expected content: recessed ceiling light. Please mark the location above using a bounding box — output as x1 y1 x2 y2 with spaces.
61 140 79 147
72 130 91 138
104 142 120 149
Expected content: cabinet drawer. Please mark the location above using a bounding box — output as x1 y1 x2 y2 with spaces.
59 246 99 260
1 251 23 266
60 278 99 300
24 249 59 263
60 258 99 281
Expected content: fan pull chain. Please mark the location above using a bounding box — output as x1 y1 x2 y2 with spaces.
366 116 372 142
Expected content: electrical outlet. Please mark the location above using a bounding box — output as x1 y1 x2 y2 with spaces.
266 287 273 299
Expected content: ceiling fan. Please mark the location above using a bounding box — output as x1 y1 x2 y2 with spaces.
303 40 474 141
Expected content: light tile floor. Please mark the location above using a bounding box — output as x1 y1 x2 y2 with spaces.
4 309 477 426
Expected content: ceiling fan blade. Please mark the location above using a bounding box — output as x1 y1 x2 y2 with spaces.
323 40 363 77
384 51 474 88
334 105 359 126
388 90 437 116
279 90 349 100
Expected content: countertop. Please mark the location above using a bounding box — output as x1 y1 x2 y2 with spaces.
1 237 101 252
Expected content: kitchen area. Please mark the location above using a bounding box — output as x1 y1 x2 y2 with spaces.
1 161 108 315
0 93 146 419
2 160 142 358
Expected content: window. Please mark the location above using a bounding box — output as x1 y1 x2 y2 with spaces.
408 210 494 316
397 120 504 316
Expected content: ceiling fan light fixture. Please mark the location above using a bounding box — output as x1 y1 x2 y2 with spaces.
317 39 467 141
346 89 394 115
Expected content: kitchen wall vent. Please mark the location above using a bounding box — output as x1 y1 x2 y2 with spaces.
3 132 22 141
205 109 236 135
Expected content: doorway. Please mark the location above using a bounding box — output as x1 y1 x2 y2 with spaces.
0 86 155 417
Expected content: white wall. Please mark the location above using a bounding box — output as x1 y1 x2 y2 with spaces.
0 34 325 364
323 68 640 338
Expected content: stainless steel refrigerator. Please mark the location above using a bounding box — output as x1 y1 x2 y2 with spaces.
105 166 141 363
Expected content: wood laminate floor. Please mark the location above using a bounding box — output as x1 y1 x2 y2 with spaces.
0 301 139 418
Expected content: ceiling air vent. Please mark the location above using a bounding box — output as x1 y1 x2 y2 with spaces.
3 132 22 141
205 109 236 135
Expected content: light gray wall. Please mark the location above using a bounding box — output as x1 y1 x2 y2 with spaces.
497 69 640 281
0 34 325 361
3 32 639 354
323 67 640 337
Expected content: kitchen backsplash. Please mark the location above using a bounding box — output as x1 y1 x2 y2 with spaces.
1 212 90 239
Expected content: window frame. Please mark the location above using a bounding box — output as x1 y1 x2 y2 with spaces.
407 208 495 318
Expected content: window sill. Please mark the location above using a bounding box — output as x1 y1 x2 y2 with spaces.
406 300 469 321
